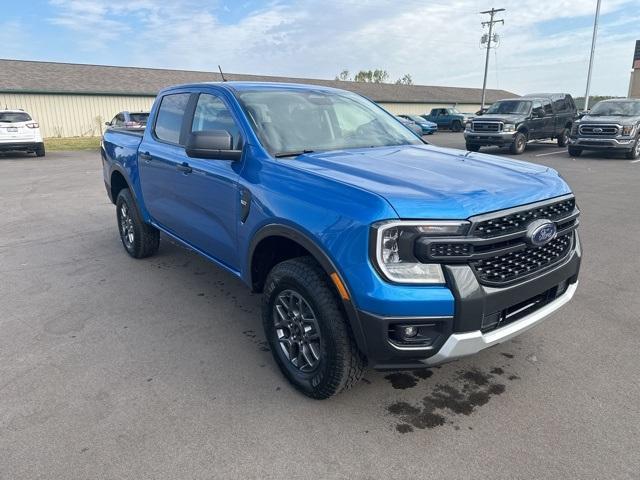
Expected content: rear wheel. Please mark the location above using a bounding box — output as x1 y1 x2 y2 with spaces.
451 121 463 132
625 137 640 159
116 189 160 258
466 143 480 152
35 144 45 157
557 128 569 147
262 257 365 399
509 132 527 154
568 146 583 157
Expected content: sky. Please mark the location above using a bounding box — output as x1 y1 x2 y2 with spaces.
1 0 638 96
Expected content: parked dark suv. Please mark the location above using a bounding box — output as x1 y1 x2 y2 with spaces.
465 93 577 154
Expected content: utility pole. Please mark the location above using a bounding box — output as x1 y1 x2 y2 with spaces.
479 8 505 109
584 0 601 111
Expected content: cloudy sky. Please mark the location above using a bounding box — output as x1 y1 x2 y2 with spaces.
1 0 638 96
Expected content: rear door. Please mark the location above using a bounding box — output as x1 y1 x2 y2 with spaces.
138 91 193 232
553 96 572 134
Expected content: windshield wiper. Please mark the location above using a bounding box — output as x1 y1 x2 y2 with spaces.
274 150 315 158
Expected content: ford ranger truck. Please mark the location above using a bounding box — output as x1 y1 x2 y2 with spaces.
568 98 640 159
101 82 581 399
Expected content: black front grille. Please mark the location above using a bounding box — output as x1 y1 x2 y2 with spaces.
473 122 501 132
470 233 573 285
473 197 576 238
414 195 579 287
579 124 618 136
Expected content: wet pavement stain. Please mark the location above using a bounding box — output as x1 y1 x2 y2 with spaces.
501 352 514 359
384 372 418 390
386 367 512 433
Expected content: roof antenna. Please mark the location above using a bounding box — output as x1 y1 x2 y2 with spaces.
218 65 227 82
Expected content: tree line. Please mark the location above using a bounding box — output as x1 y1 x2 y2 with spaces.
335 69 414 85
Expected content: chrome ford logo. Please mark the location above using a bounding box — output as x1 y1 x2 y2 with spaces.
593 127 603 133
526 219 557 246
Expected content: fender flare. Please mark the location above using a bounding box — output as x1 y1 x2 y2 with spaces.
248 223 369 356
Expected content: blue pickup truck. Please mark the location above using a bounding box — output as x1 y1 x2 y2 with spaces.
102 82 581 399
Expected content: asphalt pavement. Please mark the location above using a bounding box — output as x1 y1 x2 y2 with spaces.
1 137 638 479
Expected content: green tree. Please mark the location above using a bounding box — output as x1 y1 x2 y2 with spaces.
395 74 413 85
334 70 351 81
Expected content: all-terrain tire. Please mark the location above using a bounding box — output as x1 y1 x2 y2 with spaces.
466 143 480 152
36 145 46 157
625 136 640 159
451 120 463 132
115 188 160 258
557 127 570 147
262 257 366 399
509 132 527 155
568 146 582 157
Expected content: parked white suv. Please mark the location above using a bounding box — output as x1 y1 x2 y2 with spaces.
0 109 45 156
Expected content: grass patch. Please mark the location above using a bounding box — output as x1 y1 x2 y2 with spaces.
44 136 101 151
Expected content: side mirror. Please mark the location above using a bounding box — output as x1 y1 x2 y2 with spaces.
105 121 111 126
186 130 242 161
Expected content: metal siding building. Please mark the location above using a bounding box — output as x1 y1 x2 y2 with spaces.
0 59 517 138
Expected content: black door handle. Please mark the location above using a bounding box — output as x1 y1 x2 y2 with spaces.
139 152 152 162
177 162 192 174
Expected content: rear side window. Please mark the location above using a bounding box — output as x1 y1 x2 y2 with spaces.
0 112 31 123
191 94 242 148
129 113 149 123
542 99 553 115
154 93 190 144
553 97 567 113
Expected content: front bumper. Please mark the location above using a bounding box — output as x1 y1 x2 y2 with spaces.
358 232 581 369
464 131 516 146
569 136 635 150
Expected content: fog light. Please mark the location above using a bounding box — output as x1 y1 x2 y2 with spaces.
401 326 418 338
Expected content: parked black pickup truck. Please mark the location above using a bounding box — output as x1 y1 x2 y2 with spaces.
568 98 640 159
465 93 577 154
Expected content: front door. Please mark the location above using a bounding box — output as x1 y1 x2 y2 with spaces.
171 92 244 271
528 101 545 139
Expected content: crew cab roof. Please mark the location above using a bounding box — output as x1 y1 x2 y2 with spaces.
159 81 354 95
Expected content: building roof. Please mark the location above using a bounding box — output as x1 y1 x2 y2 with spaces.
0 59 517 104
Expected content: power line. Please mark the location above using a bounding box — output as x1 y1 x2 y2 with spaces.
479 7 505 109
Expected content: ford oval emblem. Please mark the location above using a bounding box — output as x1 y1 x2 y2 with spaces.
593 127 603 133
526 219 557 246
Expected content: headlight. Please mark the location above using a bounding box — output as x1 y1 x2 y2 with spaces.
571 123 579 135
503 124 516 132
465 121 472 130
621 125 636 136
372 221 469 284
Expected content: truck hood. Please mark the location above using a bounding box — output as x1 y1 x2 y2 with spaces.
289 144 571 219
579 114 640 125
474 113 526 123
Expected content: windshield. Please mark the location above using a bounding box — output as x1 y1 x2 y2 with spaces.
589 101 640 117
408 115 425 123
129 113 149 123
0 112 32 123
237 88 422 156
485 101 531 115
449 108 461 115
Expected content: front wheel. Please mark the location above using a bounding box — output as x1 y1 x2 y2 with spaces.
625 137 640 159
557 128 569 147
466 143 480 152
451 121 463 132
509 132 527 154
116 189 160 258
568 146 582 157
262 257 365 399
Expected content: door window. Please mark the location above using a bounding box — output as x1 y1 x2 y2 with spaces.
114 114 124 126
532 101 544 116
553 97 567 113
191 94 242 148
154 93 191 144
542 100 553 115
